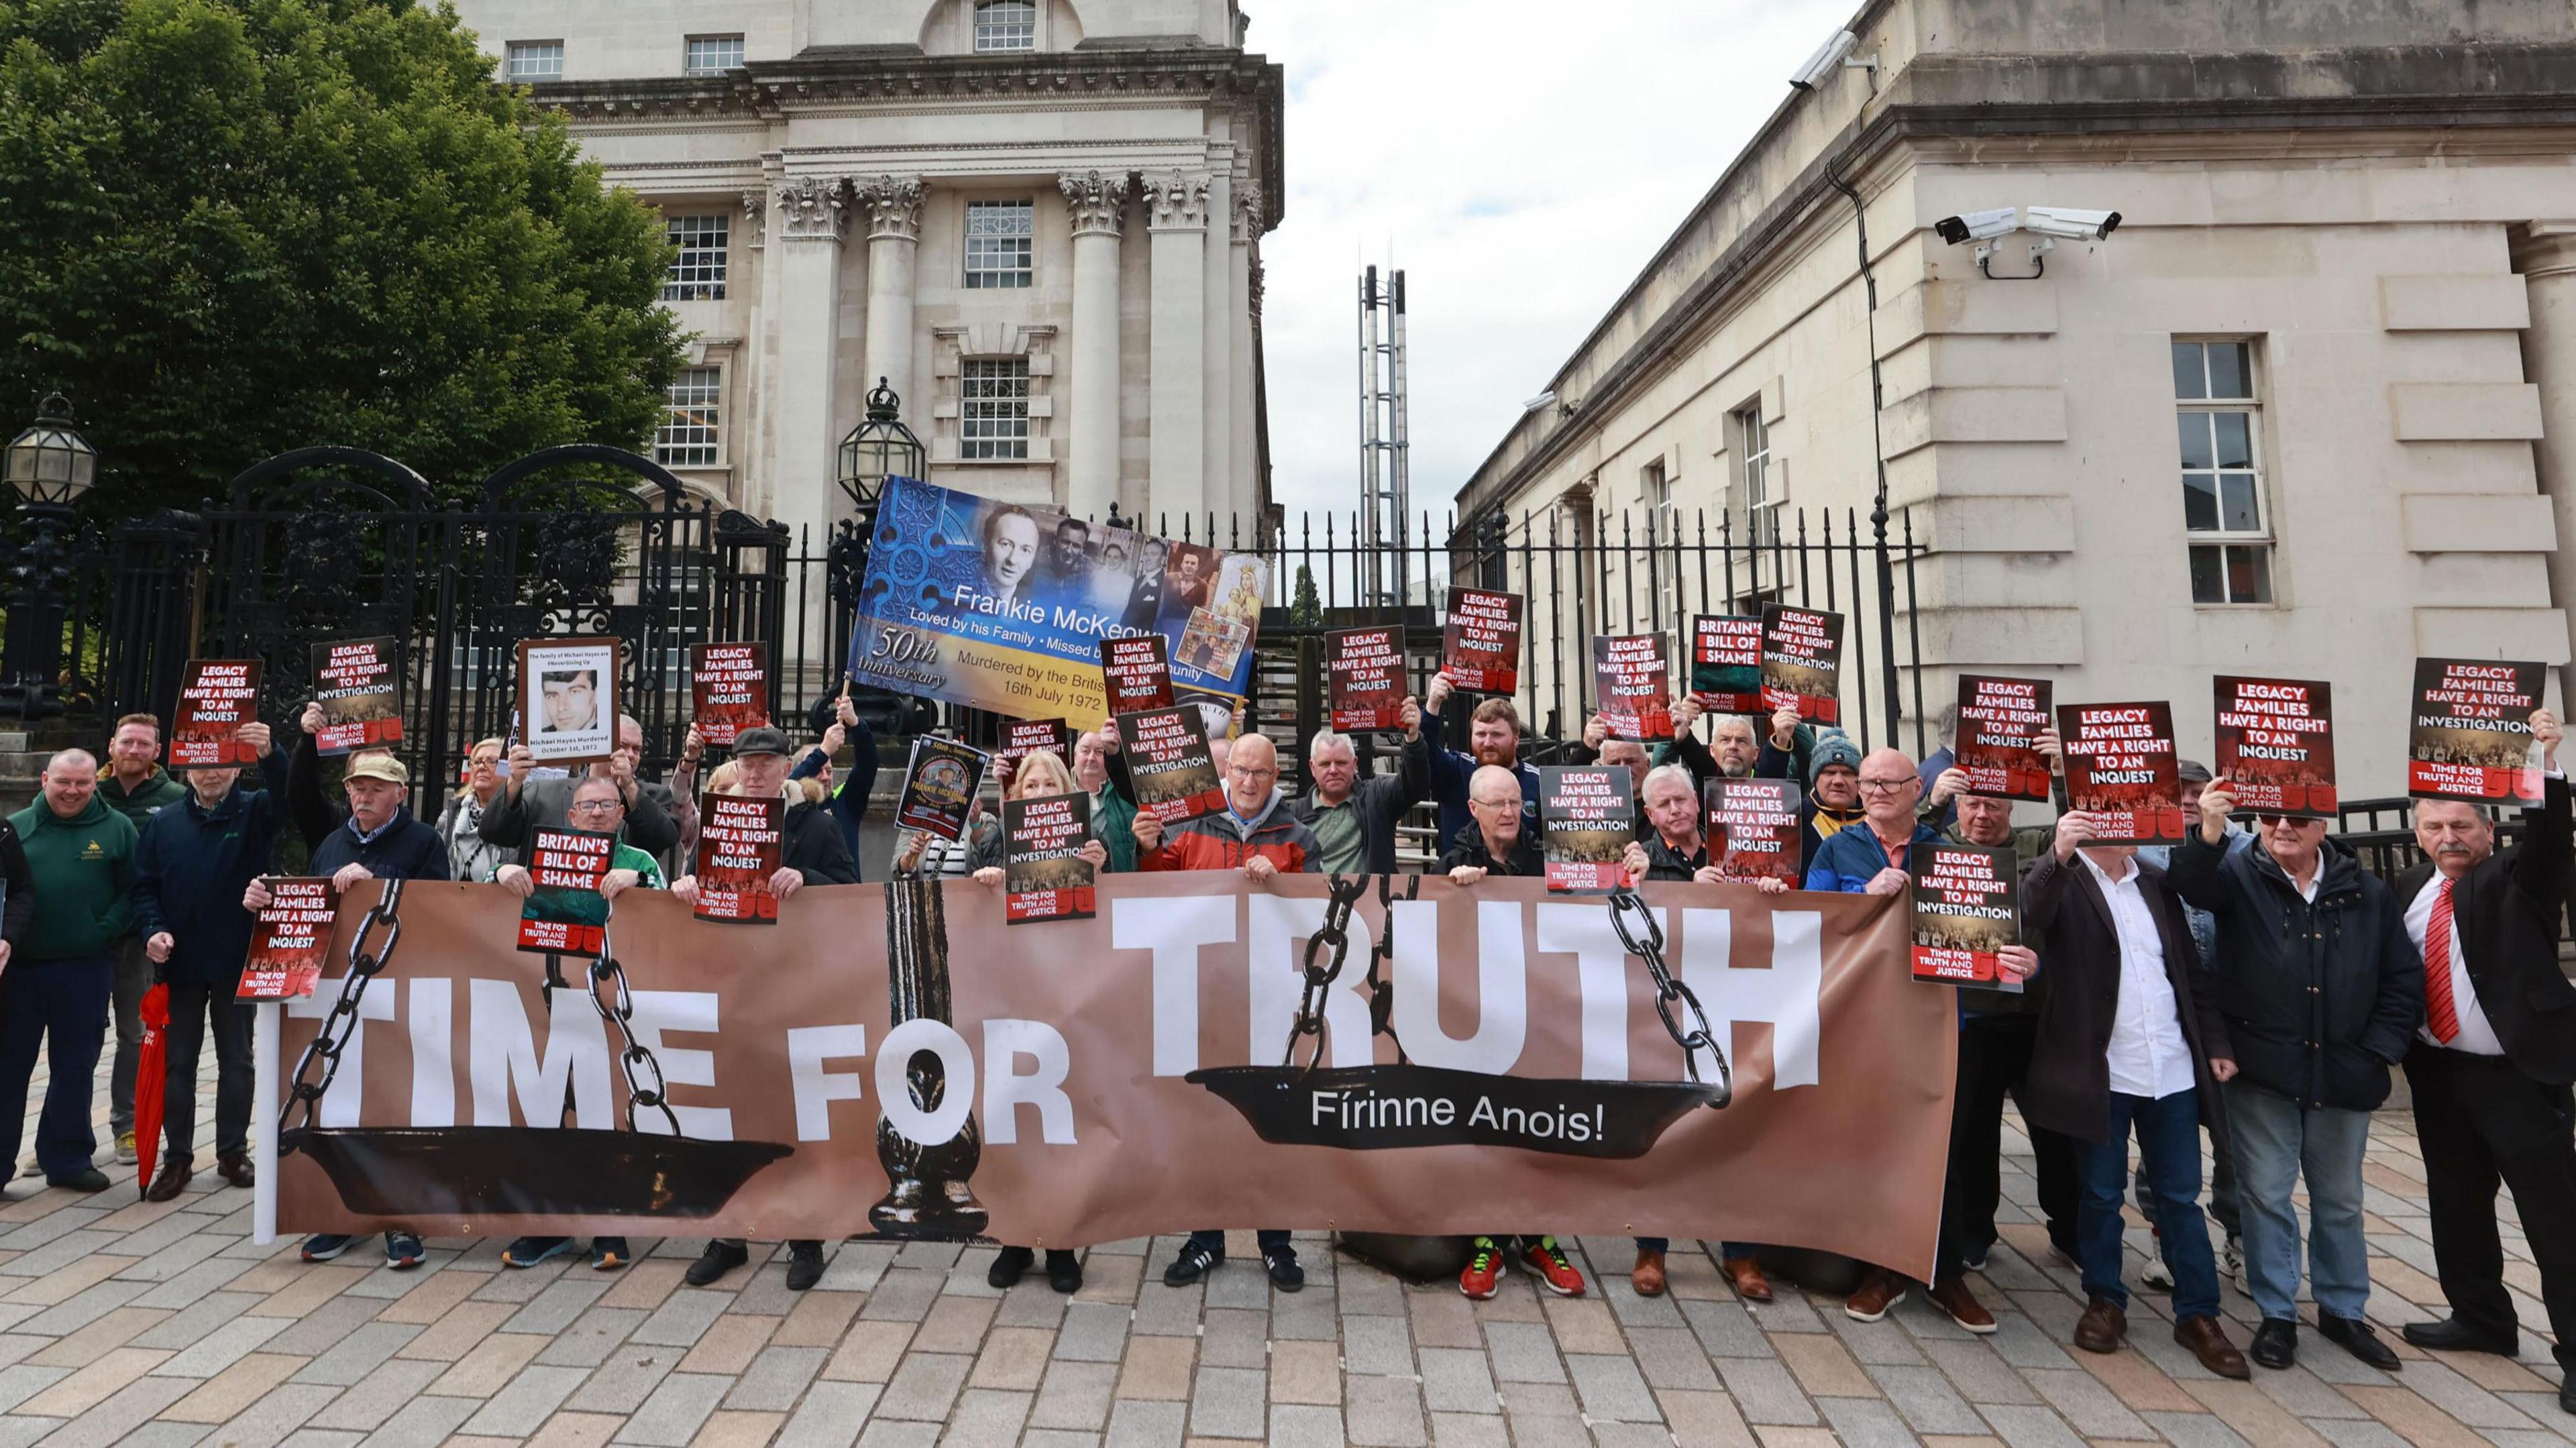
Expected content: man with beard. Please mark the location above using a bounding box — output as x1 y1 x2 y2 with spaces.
1419 674 1542 848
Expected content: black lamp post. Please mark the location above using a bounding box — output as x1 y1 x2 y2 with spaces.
0 394 99 717
828 378 926 622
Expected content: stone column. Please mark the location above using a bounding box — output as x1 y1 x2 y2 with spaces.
1059 170 1128 522
859 175 926 423
1230 182 1261 520
1200 168 1234 531
2516 220 2576 698
1143 170 1210 529
768 175 852 553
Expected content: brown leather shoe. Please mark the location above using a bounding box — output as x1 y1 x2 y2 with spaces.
1722 1254 1773 1302
1927 1274 1997 1334
2074 1296 2127 1353
143 1160 191 1203
217 1153 254 1190
1630 1247 1667 1298
1844 1267 1908 1323
2176 1315 2251 1380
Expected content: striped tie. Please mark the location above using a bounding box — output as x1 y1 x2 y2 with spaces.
2424 878 2461 1045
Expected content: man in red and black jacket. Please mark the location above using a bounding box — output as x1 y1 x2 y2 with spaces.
1138 731 1318 1293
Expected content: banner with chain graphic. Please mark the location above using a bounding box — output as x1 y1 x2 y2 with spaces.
259 874 1951 1275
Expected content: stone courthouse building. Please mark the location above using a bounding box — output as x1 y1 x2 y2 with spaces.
440 0 1283 548
1456 0 2576 792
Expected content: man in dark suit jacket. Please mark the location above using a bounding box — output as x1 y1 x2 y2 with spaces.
2023 810 2251 1380
2394 708 2576 1414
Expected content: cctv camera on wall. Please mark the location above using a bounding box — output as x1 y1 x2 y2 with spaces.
1934 208 2020 245
1788 30 1857 90
2023 207 2122 241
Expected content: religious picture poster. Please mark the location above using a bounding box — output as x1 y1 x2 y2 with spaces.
517 637 619 767
1592 634 1673 742
896 736 990 843
1442 588 1523 694
1100 635 1175 716
1006 791 1095 924
1328 626 1407 733
1703 778 1801 887
2408 658 2547 805
238 878 335 1000
692 794 785 924
310 638 403 757
998 718 1072 774
1953 675 2055 803
1116 706 1225 826
689 643 771 748
1760 605 1844 724
2214 676 2337 819
515 828 616 956
845 475 1267 730
1688 615 1764 714
2055 701 2186 844
1909 844 2022 992
1540 765 1633 895
172 659 264 767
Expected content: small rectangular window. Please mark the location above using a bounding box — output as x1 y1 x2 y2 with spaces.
974 0 1038 52
1736 404 1776 548
504 41 564 81
961 359 1030 461
963 201 1034 289
684 35 745 76
2173 339 2272 604
662 215 728 302
655 367 722 467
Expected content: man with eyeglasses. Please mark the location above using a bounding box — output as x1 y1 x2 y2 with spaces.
1807 749 2032 1334
1136 731 1318 1292
479 712 682 869
491 775 661 1273
2167 774 2421 1372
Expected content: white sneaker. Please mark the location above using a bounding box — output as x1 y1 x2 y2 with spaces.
2141 1256 2175 1290
15 1154 37 1180
2223 1234 2247 1294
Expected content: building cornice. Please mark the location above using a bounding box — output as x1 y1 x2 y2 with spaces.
520 48 1286 231
1454 51 2576 523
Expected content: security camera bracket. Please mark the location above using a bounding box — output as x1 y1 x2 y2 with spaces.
1974 236 2051 282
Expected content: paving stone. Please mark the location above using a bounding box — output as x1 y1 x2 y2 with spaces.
1199 1308 1269 1370
1866 1361 1988 1435
1344 1374 1428 1448
1816 1396 1923 1448
1565 1352 1661 1421
1268 1402 1347 1448
148 1311 288 1377
724 1343 826 1410
1340 1315 1412 1378
301 1357 445 1431
612 1370 734 1446
776 1380 879 1448
2023 1365 2152 1438
1977 1402 2088 1447
358 1392 481 1448
287 1320 420 1386
873 1351 969 1422
507 1276 612 1336
1101 1398 1183 1448
1029 1359 1116 1431
1678 1297 1774 1358
1051 1300 1128 1362
941 1386 1031 1443
566 1344 682 1415
1422 1414 1507 1448
460 1363 591 1436
1189 1363 1268 1439
208 1382 340 1448
1715 1355 1818 1427
537 1305 649 1369
1415 1348 1498 1416
2146 1409 2257 1447
630 1288 731 1348
1479 1321 1563 1384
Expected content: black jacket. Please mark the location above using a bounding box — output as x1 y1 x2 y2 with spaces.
308 807 451 883
1636 832 1707 882
475 771 682 866
1438 822 1544 878
2021 849 2232 1144
2394 773 2576 1085
781 798 859 885
1285 740 1430 875
2166 829 2422 1111
129 753 290 987
0 818 36 948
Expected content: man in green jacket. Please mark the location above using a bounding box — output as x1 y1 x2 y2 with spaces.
98 713 186 1166
2 750 140 1192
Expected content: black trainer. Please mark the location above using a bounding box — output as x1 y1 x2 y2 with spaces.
1264 1243 1305 1292
1045 1248 1083 1294
988 1245 1035 1289
2250 1318 2298 1370
686 1240 750 1287
784 1240 825 1292
2318 1314 2400 1371
1162 1240 1220 1286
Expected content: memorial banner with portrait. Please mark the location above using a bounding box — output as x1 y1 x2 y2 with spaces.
846 476 1269 730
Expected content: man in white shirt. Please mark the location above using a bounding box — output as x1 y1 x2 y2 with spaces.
2021 810 2249 1378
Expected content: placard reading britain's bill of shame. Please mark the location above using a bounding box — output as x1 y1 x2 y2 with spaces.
847 475 1267 732
2409 658 2546 805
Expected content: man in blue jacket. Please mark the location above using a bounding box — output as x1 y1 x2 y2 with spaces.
132 720 288 1201
1418 674 1540 848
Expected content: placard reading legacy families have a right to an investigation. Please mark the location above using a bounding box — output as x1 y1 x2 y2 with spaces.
2408 657 2546 805
1760 605 1843 724
1541 765 1633 895
311 637 403 757
1909 843 2021 992
1006 791 1095 924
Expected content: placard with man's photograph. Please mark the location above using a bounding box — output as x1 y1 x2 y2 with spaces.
517 637 620 767
1909 843 2021 991
1541 765 1633 894
1006 791 1095 924
2213 675 2337 819
2055 701 2186 844
172 659 264 767
311 638 403 757
2408 657 2546 805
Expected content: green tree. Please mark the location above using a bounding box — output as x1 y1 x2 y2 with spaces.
1289 563 1322 630
0 0 686 513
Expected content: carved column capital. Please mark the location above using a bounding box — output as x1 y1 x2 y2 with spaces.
1230 180 1264 243
859 174 926 243
1059 169 1130 239
1141 170 1210 231
772 176 850 244
739 189 768 247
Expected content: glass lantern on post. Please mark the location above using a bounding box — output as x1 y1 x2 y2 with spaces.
0 394 99 716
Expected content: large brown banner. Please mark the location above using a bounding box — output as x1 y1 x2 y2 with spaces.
271 875 1953 1276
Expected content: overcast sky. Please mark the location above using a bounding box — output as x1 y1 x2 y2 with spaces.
1253 0 1857 524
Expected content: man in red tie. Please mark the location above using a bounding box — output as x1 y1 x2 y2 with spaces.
2396 710 2576 1418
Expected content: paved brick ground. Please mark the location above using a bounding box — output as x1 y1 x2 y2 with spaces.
0 1056 2565 1446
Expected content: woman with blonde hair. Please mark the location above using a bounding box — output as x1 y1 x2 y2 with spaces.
969 746 1110 1291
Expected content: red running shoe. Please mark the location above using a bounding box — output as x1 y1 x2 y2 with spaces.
1458 1237 1505 1299
1523 1237 1587 1297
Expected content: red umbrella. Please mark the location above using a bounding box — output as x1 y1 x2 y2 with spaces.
133 983 168 1201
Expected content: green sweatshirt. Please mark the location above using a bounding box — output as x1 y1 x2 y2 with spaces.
99 765 188 825
11 795 139 961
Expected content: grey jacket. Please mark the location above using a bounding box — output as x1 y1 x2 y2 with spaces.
478 773 681 867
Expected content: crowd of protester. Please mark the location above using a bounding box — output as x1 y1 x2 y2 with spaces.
0 677 2565 1417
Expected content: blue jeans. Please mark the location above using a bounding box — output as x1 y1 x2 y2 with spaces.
1188 1229 1288 1255
1634 1238 1760 1258
2225 1079 2372 1322
2079 1089 2220 1320
0 955 113 1179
